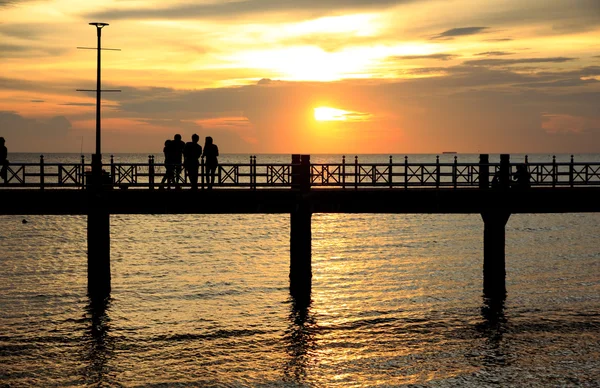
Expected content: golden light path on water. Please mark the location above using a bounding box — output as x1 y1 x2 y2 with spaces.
0 154 599 386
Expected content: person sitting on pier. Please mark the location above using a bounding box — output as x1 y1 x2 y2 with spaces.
160 139 175 189
0 137 8 183
202 136 219 189
173 134 185 186
513 164 531 189
183 134 202 190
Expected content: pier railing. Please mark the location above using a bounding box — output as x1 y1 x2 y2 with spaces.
1 154 599 189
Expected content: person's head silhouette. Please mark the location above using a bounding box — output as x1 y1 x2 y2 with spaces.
192 134 199 143
174 134 182 142
205 136 213 146
164 139 172 147
0 137 5 146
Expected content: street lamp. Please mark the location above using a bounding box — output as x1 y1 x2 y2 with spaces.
90 22 108 161
77 23 120 188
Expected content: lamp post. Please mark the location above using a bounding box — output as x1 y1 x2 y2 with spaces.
90 22 108 186
77 23 120 189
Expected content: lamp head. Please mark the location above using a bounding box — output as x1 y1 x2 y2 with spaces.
89 22 109 28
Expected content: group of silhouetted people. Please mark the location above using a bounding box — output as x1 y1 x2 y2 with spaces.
161 134 219 190
491 164 531 189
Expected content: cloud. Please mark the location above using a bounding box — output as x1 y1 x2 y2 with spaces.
542 113 600 134
393 53 457 61
87 0 415 21
484 38 513 42
463 57 576 66
517 78 599 88
475 51 514 56
430 27 488 40
59 102 97 107
0 111 75 151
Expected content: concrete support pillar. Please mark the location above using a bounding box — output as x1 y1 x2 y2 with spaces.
87 151 111 299
481 211 510 298
290 203 312 302
290 154 312 301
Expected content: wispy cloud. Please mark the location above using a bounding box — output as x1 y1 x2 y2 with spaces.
430 27 488 40
393 53 457 61
87 0 414 21
59 102 96 107
475 51 514 56
464 57 576 66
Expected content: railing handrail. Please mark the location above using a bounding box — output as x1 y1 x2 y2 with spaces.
1 155 599 189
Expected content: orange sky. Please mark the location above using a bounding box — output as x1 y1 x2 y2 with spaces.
1 0 599 154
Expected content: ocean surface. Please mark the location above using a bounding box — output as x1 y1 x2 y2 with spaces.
1 153 599 387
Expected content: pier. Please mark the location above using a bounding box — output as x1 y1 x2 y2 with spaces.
1 154 599 301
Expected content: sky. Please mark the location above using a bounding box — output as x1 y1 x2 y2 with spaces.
1 0 599 154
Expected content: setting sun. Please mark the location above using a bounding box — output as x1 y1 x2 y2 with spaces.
314 107 350 121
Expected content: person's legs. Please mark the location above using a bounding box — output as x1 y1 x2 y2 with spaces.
207 164 217 189
189 166 199 190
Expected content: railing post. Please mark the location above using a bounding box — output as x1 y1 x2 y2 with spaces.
291 154 300 190
249 155 254 190
40 154 45 190
436 155 440 188
81 155 85 187
354 156 358 190
479 154 489 189
342 155 346 189
300 155 311 192
389 155 393 189
453 156 458 188
217 160 222 188
110 155 115 185
149 155 155 190
552 155 557 187
499 154 510 189
253 155 257 189
404 156 408 189
569 154 574 187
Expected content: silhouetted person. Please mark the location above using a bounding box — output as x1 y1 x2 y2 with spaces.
160 139 175 189
202 136 219 189
172 134 185 185
513 164 531 189
183 134 202 190
491 171 500 189
0 137 8 183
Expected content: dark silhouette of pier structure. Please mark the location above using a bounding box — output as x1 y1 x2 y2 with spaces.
1 153 599 302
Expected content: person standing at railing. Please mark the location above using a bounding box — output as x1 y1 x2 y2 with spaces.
160 139 175 189
183 134 202 190
173 134 185 186
0 137 8 183
202 136 219 190
513 164 531 189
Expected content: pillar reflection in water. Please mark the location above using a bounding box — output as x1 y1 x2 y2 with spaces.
477 295 507 367
82 297 115 386
283 296 318 384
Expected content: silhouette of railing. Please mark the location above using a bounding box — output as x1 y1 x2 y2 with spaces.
1 155 599 189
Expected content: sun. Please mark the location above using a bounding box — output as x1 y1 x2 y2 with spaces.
314 107 350 121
